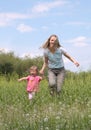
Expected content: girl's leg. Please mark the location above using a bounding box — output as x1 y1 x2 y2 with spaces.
48 69 57 95
28 93 33 100
28 92 35 100
56 68 66 94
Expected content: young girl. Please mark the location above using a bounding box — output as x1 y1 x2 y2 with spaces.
40 34 80 96
18 66 43 100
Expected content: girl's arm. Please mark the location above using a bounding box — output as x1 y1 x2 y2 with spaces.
40 57 48 74
63 52 80 67
18 77 27 82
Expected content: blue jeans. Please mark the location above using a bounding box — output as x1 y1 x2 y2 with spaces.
48 67 66 94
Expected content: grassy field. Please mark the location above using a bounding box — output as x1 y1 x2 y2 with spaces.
0 72 91 130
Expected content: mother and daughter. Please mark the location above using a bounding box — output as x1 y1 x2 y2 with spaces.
18 34 80 100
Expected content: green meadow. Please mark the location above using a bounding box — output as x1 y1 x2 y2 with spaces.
0 71 91 130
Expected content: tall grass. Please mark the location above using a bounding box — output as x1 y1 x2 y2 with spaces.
0 72 91 130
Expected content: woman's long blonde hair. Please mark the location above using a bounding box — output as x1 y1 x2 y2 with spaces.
41 34 61 49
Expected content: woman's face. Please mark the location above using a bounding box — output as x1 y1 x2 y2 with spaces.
49 36 57 48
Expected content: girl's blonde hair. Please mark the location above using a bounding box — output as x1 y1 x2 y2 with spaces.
41 34 61 49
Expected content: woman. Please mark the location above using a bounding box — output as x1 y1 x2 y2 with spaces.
40 34 80 96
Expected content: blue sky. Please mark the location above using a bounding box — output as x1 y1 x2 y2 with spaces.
0 0 91 72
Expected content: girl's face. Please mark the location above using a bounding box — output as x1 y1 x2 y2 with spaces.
49 36 57 48
30 69 37 76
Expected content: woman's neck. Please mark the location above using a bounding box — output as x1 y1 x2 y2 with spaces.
49 47 56 53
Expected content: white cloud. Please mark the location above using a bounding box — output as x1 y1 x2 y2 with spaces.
64 36 89 47
0 48 10 53
0 12 31 27
16 24 34 33
21 50 43 58
0 12 28 20
32 1 67 14
0 20 10 27
0 1 67 27
0 13 12 27
63 36 91 71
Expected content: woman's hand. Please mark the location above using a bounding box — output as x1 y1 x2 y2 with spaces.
74 61 80 67
39 70 44 75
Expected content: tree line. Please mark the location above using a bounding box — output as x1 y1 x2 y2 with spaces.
0 51 43 77
0 51 90 81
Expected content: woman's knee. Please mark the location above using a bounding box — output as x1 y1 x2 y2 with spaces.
49 81 56 88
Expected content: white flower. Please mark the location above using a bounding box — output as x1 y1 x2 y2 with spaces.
44 117 48 122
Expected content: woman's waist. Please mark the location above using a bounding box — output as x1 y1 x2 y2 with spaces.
48 66 65 70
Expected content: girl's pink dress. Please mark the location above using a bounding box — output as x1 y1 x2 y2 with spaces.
26 75 42 92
